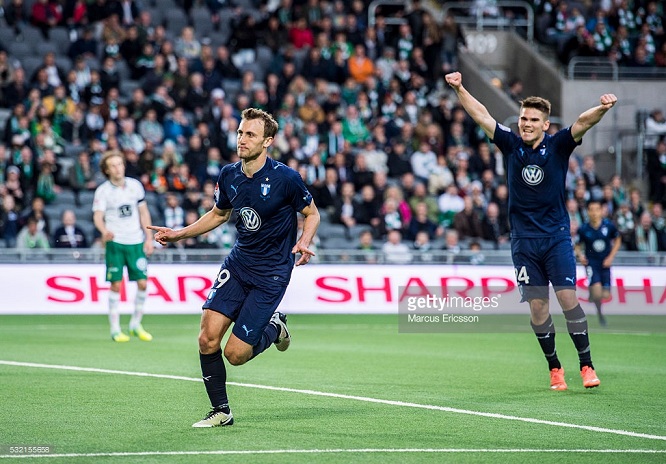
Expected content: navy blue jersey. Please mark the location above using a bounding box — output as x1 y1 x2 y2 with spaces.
215 157 313 283
492 123 580 238
578 219 619 263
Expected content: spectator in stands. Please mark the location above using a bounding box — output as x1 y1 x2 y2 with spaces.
410 141 438 184
4 0 29 36
443 228 462 255
174 26 201 62
0 194 21 248
382 229 412 264
69 151 98 206
406 201 441 241
342 105 371 146
228 13 259 67
505 78 524 104
651 202 665 232
30 0 63 39
453 195 483 240
630 211 666 252
2 67 29 109
440 12 465 73
437 183 465 228
35 157 60 204
412 229 434 259
656 41 666 67
356 229 379 263
4 164 25 209
644 109 666 153
628 187 646 220
53 209 88 248
288 16 315 50
164 107 194 148
17 216 51 249
356 184 381 232
614 200 635 248
163 192 185 232
581 155 604 200
481 201 509 248
647 139 666 207
348 44 375 84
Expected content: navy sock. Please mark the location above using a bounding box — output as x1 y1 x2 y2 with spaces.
531 315 561 370
200 349 228 409
564 304 594 370
251 322 279 359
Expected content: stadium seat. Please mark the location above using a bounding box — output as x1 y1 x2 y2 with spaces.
57 189 78 205
18 56 43 79
0 26 16 44
17 26 43 47
36 41 60 57
77 220 97 246
55 56 73 74
120 79 141 99
9 42 35 59
48 27 70 46
164 10 189 37
190 7 214 38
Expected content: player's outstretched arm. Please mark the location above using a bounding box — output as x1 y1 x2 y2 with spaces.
148 206 231 246
293 200 320 266
571 94 617 142
138 202 154 256
445 72 497 139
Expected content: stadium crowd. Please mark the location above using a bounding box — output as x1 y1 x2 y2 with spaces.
0 0 665 257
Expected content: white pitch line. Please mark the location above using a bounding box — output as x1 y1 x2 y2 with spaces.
1 360 666 443
1 448 665 459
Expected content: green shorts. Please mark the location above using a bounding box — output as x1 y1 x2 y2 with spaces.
105 241 148 282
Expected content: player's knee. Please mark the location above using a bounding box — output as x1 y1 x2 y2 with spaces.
198 333 221 354
224 347 249 366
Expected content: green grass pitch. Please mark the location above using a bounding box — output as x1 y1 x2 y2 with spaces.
1 314 665 463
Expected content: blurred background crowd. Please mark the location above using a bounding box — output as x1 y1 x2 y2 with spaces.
0 0 665 258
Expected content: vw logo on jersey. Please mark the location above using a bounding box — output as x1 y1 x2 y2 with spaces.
522 165 544 185
239 207 262 231
592 239 606 253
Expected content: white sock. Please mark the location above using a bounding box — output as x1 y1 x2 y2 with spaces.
108 291 121 334
130 289 146 329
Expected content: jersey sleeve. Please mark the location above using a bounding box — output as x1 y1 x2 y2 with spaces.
490 122 520 156
92 185 106 212
286 168 313 212
130 178 146 204
552 127 581 159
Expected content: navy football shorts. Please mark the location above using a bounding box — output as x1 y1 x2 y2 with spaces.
202 265 288 345
586 262 611 288
511 236 577 302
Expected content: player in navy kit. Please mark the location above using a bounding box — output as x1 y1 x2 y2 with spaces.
576 200 621 327
446 72 616 390
149 108 320 426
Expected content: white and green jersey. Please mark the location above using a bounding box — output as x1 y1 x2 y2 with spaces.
93 177 147 245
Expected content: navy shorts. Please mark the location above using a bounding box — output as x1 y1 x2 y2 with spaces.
511 236 577 301
586 262 611 288
202 265 287 345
